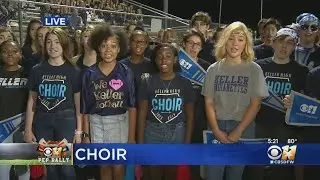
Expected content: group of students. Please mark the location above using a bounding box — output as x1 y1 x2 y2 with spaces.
0 10 319 180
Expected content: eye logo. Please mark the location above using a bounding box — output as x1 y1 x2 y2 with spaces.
43 147 53 157
300 104 309 112
267 145 282 160
267 145 297 163
300 104 318 115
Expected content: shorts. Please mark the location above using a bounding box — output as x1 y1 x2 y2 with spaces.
89 112 129 143
144 121 185 144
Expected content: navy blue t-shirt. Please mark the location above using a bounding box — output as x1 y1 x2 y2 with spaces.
138 74 196 124
80 62 136 116
22 45 42 77
119 57 155 88
27 61 81 112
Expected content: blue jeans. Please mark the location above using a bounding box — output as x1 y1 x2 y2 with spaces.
206 120 255 180
144 121 185 144
33 109 76 180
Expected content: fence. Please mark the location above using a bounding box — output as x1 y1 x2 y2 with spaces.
0 0 191 44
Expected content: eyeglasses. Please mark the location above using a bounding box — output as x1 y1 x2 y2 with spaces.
186 40 202 49
300 24 319 32
132 40 147 45
149 42 158 46
193 22 207 27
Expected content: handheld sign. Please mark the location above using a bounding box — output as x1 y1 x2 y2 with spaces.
42 16 68 27
203 130 268 144
285 91 320 126
262 89 286 113
178 48 207 86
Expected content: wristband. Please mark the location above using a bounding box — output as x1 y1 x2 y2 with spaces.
75 130 83 135
82 132 90 138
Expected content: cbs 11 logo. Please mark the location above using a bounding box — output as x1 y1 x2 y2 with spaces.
267 145 297 161
300 104 318 115
43 146 68 157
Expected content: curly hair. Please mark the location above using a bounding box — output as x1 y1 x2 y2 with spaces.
90 23 128 60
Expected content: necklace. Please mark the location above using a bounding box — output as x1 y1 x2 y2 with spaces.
160 73 175 93
162 79 172 93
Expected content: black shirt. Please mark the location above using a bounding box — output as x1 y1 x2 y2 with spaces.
22 45 42 77
27 61 81 113
198 39 216 64
119 57 155 88
306 66 320 99
254 44 274 60
255 57 309 126
138 74 196 124
192 58 210 143
0 67 28 120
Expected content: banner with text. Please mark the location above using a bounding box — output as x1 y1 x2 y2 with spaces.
0 114 24 143
285 91 320 126
262 89 286 113
178 48 207 86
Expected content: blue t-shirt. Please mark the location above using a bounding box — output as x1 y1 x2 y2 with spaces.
80 62 136 116
138 74 195 124
27 61 81 113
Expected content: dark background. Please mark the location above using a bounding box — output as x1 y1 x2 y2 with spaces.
136 0 320 30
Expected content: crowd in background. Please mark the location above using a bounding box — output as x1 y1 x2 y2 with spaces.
0 0 144 28
0 3 320 180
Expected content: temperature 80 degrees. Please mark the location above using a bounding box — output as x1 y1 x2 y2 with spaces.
287 139 298 144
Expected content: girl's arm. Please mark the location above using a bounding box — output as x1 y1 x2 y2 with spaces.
238 98 262 131
204 97 219 132
24 91 38 142
74 92 82 132
205 97 230 143
82 114 90 134
228 98 261 142
184 103 194 143
128 107 137 143
137 100 148 144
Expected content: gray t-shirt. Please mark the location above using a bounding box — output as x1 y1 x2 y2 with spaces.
201 60 269 121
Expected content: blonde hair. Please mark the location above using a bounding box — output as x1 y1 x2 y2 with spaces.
214 21 255 61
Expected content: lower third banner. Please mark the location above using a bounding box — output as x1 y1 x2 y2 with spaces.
4 143 320 165
285 91 320 126
73 143 320 166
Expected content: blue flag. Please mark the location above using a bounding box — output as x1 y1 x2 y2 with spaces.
285 91 320 126
178 49 207 86
262 89 286 113
203 130 268 144
0 113 24 143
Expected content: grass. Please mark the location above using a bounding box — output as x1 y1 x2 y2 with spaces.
0 159 72 165
0 159 42 165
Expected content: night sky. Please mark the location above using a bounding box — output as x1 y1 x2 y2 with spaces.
136 0 319 30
